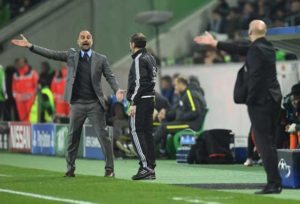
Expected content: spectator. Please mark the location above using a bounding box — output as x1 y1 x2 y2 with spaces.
273 18 285 27
192 50 205 64
12 57 39 121
160 75 174 105
50 63 69 123
0 64 7 120
207 9 227 33
106 93 132 158
30 78 55 123
171 73 180 107
216 0 230 17
1 0 42 22
285 83 300 148
153 92 171 124
203 48 224 65
272 9 286 22
0 0 10 28
256 0 271 25
154 75 207 155
237 0 247 13
244 127 261 166
226 7 241 39
19 0 32 14
286 0 300 26
189 75 205 96
4 65 18 121
39 61 55 88
240 3 257 30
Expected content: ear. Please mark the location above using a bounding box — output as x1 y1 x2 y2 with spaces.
131 42 135 49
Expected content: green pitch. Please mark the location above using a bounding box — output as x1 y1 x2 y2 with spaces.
0 153 299 204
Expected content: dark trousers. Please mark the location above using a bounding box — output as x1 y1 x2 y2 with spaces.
248 101 281 186
66 101 113 172
247 127 255 159
0 101 7 120
129 98 155 169
154 121 191 151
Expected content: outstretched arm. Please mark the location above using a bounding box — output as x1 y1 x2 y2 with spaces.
194 31 249 56
11 34 68 62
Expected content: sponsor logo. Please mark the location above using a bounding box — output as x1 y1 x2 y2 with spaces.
0 134 8 149
85 136 100 148
56 127 68 151
10 125 31 149
278 158 291 178
33 131 53 147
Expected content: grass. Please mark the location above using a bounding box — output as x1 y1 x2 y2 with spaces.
0 165 299 204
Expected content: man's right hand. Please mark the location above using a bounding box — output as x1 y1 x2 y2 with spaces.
11 34 32 48
158 109 166 122
194 31 218 47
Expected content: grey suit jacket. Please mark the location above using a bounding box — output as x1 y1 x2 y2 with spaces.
30 45 119 109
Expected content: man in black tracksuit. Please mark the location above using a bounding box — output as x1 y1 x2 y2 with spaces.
127 33 158 180
194 20 282 194
154 76 207 154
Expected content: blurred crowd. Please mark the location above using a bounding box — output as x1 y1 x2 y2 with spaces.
193 0 300 65
163 0 300 66
0 0 44 28
0 58 69 124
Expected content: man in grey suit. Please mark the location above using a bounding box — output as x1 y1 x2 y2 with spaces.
12 31 124 177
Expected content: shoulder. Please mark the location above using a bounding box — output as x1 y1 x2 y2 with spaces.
248 44 263 56
67 48 78 56
93 51 105 58
93 51 108 61
138 53 151 64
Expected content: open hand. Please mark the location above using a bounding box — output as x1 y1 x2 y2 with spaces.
129 105 136 117
194 31 218 47
11 34 32 48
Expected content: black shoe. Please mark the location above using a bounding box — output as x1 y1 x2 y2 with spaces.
255 184 282 194
132 167 154 180
104 169 115 178
148 171 156 180
64 170 75 177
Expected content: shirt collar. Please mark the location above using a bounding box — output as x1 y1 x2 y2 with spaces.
80 49 92 58
131 48 146 59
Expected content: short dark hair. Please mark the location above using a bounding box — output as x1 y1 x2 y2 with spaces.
15 57 28 64
161 75 172 84
176 75 189 86
131 33 147 48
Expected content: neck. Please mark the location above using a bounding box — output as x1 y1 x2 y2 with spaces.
82 48 91 52
133 48 141 54
251 35 265 42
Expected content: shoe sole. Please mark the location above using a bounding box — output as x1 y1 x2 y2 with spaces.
132 173 156 180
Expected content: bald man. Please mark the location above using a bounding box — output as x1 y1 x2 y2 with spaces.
12 31 124 178
194 20 282 194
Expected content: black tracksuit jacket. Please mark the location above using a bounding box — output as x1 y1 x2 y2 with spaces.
127 48 158 105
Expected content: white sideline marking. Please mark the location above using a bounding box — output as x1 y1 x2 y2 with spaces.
172 197 221 204
0 188 96 204
0 174 10 177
